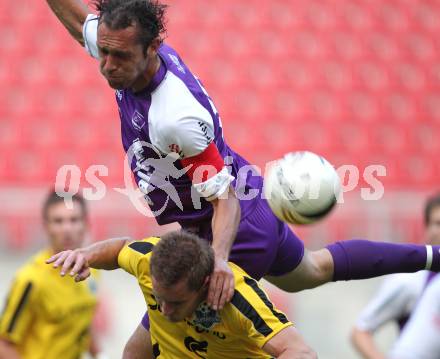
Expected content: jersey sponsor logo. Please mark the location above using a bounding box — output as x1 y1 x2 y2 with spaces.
192 302 221 330
184 336 208 358
131 110 146 131
184 318 226 340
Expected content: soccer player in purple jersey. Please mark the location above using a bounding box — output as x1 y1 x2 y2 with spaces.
45 0 440 355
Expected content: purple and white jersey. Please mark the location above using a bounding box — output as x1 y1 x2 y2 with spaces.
355 271 434 334
389 274 440 359
83 15 263 225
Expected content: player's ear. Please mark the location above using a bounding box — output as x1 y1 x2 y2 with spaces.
147 37 161 56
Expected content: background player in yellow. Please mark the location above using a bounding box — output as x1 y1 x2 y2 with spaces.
48 231 316 358
0 191 103 359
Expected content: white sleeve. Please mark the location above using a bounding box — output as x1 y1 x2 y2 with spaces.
82 14 99 59
355 275 414 332
389 276 440 359
154 116 213 159
152 116 234 200
149 72 218 159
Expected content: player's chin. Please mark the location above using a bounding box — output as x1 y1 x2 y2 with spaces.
106 79 126 90
104 76 127 90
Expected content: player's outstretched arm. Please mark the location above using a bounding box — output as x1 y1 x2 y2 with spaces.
46 0 89 45
46 237 130 281
208 186 241 310
263 326 317 359
350 275 409 359
122 323 153 359
350 328 385 359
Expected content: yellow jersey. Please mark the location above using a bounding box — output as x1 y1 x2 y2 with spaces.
0 249 99 359
118 237 293 359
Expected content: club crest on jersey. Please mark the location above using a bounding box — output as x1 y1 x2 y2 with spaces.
131 110 145 131
193 303 221 330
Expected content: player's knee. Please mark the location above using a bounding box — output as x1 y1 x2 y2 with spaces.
297 250 332 287
309 249 334 284
265 249 333 293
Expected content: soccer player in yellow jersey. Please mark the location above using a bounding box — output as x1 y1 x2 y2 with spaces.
0 191 102 359
47 230 316 358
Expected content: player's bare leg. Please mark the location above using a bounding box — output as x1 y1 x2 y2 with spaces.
265 249 333 292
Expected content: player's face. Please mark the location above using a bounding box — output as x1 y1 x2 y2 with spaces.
97 22 158 90
152 276 208 322
44 201 87 253
426 206 440 245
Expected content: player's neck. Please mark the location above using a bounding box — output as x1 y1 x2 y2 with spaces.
130 55 161 93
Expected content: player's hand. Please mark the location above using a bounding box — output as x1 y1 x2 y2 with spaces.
207 257 235 311
46 249 91 282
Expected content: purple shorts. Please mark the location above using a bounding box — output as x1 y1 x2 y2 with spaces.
182 197 305 280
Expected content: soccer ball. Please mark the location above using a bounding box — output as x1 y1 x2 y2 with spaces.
264 151 341 225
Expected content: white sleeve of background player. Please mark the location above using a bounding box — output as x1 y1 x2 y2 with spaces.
355 275 414 332
389 276 440 359
83 14 100 59
152 115 234 200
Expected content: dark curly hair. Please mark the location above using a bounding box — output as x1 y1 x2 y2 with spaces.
92 0 167 51
150 231 215 292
